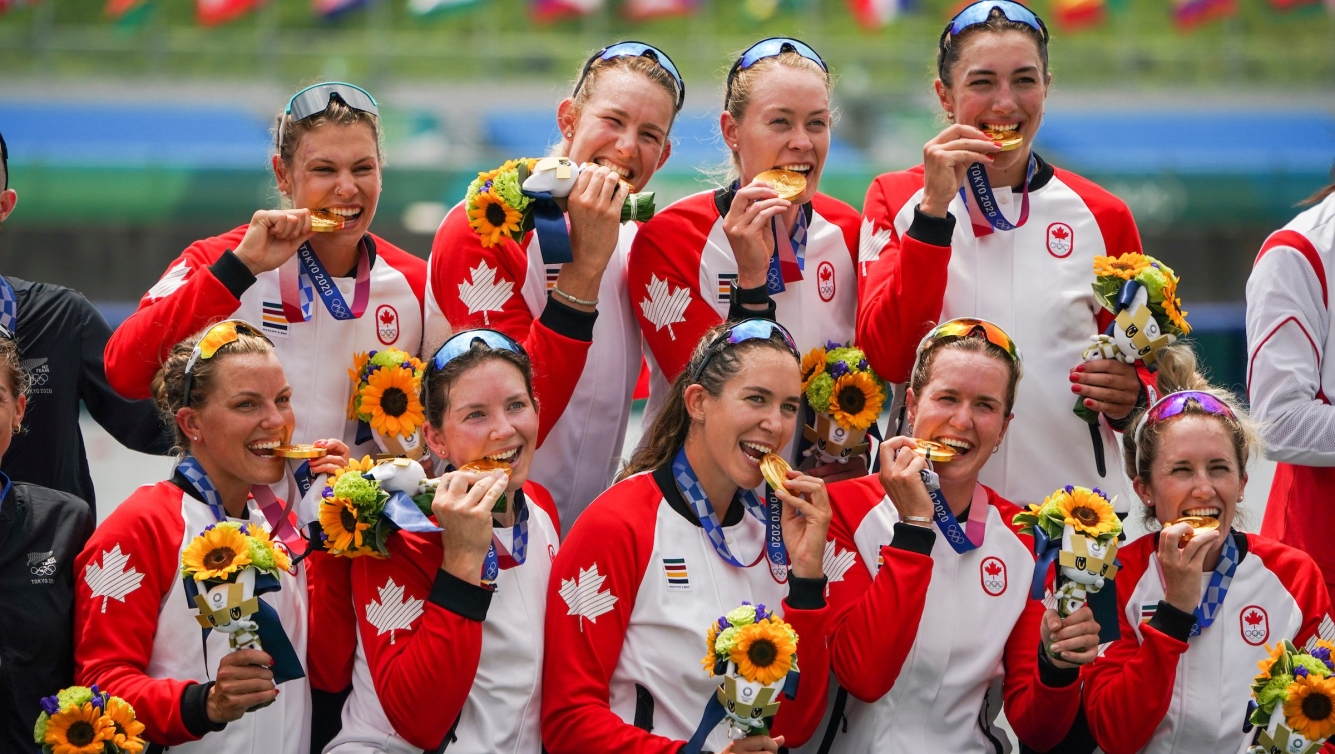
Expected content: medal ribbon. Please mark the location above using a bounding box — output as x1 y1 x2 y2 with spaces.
0 276 17 332
279 239 371 323
765 208 809 295
921 469 988 554
672 447 784 571
1190 530 1238 637
378 484 530 588
176 456 300 546
959 154 1037 236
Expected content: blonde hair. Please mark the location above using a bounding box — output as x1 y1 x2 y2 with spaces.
151 324 277 454
553 52 681 157
910 334 1021 414
719 51 832 185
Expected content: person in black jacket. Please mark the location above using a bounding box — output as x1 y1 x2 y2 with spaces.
0 327 96 753
0 130 172 513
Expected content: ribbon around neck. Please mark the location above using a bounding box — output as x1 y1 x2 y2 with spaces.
672 447 782 577
923 472 988 555
1190 530 1239 637
959 154 1037 235
764 207 809 295
379 486 529 586
278 239 371 323
523 190 573 265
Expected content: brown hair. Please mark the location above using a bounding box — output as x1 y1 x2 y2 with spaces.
0 337 29 432
620 322 799 479
273 95 383 169
151 323 277 454
555 53 681 157
721 51 832 184
910 334 1021 414
422 336 537 430
1301 162 1335 206
936 6 1050 88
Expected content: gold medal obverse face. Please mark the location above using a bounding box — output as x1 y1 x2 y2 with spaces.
759 453 792 493
274 444 328 459
309 211 346 232
982 129 1024 152
458 459 514 477
755 169 808 201
1169 515 1221 544
911 439 958 463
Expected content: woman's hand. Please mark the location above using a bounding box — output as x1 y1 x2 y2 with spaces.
232 209 314 276
876 437 935 522
1040 606 1101 668
1070 360 1141 421
1159 523 1221 614
432 470 507 584
919 125 1002 219
805 456 869 484
721 734 786 753
723 179 791 290
306 439 350 477
775 472 832 581
206 649 276 723
558 165 627 310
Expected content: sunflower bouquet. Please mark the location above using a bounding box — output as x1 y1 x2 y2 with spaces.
799 342 886 466
33 685 145 754
1013 486 1122 618
349 348 426 459
465 156 655 250
1245 639 1335 753
180 521 293 652
319 456 438 558
696 602 800 743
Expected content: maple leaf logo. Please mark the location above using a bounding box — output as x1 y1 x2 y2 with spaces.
639 275 691 341
365 578 424 645
858 217 892 276
83 545 146 613
559 563 617 632
457 261 514 327
984 561 1002 577
379 309 395 326
819 265 833 282
1245 610 1264 627
822 539 857 586
1051 226 1070 241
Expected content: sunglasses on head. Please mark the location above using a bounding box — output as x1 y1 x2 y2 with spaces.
691 319 799 384
1 130 8 191
277 82 379 154
424 329 528 416
917 318 1022 363
573 42 685 112
182 320 271 407
725 37 828 110
1133 390 1237 450
939 0 1049 49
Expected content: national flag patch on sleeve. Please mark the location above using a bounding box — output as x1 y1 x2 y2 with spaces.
663 557 689 590
262 301 289 338
1140 603 1159 624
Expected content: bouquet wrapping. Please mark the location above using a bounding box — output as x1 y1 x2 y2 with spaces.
349 348 426 459
799 341 886 466
33 685 145 754
1013 485 1121 618
319 456 441 558
1245 639 1335 753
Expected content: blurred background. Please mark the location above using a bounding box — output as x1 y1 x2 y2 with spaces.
1 0 1332 510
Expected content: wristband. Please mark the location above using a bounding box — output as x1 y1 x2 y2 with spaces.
901 515 933 526
729 280 770 306
551 286 598 308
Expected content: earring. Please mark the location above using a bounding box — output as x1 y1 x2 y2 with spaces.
946 111 955 122
565 132 573 138
10 425 17 435
992 445 1000 454
193 436 200 441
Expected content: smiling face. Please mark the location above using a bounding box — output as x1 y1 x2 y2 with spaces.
423 357 538 494
1135 414 1247 534
937 29 1049 177
907 349 1013 488
180 352 296 488
275 121 382 238
723 65 831 203
558 67 676 192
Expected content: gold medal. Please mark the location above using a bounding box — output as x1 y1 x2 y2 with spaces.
1169 515 1220 544
309 210 346 233
755 169 808 201
274 444 327 459
759 453 793 493
911 439 957 463
982 129 1024 152
458 459 513 476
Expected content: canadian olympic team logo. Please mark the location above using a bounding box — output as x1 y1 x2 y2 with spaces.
1240 605 1269 646
817 261 836 302
548 544 557 563
376 305 399 345
1046 223 1074 258
980 557 1007 596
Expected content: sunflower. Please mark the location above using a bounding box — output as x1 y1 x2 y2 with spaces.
347 352 371 419
800 347 826 393
702 622 721 673
104 696 145 753
730 618 797 686
320 497 372 555
468 192 523 247
43 702 114 754
829 372 884 432
1052 487 1118 537
1093 253 1151 281
181 524 252 581
358 366 426 439
1161 273 1191 334
1257 642 1288 685
1284 674 1335 741
248 525 292 574
330 455 378 488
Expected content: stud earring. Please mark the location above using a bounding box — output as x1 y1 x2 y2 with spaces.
565 132 573 138
193 436 200 441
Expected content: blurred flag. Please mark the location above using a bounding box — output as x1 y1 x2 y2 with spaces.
532 0 603 21
106 0 148 19
848 0 901 28
1171 0 1235 28
743 0 780 20
1053 0 1106 29
1267 0 1319 11
623 0 697 20
314 0 371 19
409 0 480 16
198 0 261 25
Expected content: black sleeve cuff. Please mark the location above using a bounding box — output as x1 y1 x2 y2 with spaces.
906 206 957 247
786 574 828 610
1036 644 1081 688
1105 381 1149 432
540 295 598 342
1147 600 1195 642
728 297 776 323
890 522 936 556
429 568 495 622
181 681 227 738
210 250 258 300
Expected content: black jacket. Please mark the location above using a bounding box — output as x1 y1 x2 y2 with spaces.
0 276 172 513
0 478 94 753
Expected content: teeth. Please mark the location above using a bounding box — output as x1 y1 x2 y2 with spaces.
1183 508 1220 517
741 441 774 454
939 438 973 450
594 160 631 179
326 207 361 217
776 165 812 173
247 440 280 450
982 123 1019 134
485 448 519 461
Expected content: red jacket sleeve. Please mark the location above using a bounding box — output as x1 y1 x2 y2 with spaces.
1000 587 1085 751
824 477 934 702
74 487 200 746
305 549 357 692
104 228 248 400
855 171 952 384
628 198 725 384
353 530 492 751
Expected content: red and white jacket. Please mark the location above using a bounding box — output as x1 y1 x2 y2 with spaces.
1246 193 1335 585
323 482 560 754
1082 531 1333 754
807 475 1080 753
856 158 1144 507
628 190 861 440
541 466 834 753
73 479 310 752
427 203 640 527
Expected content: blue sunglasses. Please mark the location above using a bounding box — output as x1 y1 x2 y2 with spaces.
429 329 527 374
573 42 685 112
278 81 379 154
691 319 800 383
940 0 1049 46
726 38 828 109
